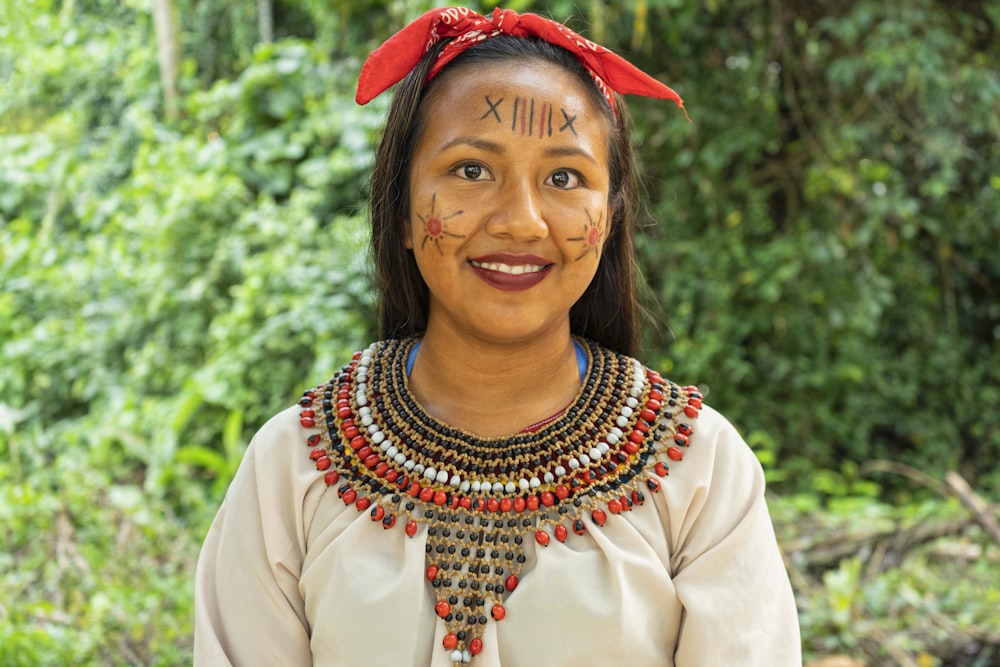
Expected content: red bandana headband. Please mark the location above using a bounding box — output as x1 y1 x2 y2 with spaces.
355 7 689 121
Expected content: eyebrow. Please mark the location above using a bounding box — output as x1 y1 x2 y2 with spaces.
439 137 599 166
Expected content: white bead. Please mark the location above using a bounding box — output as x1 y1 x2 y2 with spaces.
459 480 471 493
403 459 416 471
423 467 437 481
413 463 425 475
462 650 472 663
518 478 530 491
610 427 624 439
482 480 492 492
394 453 407 465
505 481 516 494
436 469 450 484
355 393 368 407
450 650 464 663
386 445 398 458
580 454 591 465
368 423 380 434
361 415 374 427
554 465 567 476
378 439 392 452
543 471 555 483
589 447 602 460
471 480 481 493
495 482 508 494
358 406 371 417
615 415 629 428
530 476 541 488
372 431 386 445
597 442 609 454
450 474 462 487
626 397 639 408
568 458 580 470
620 405 634 418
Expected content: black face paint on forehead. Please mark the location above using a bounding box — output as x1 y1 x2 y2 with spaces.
478 95 581 139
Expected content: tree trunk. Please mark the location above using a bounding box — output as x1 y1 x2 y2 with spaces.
258 0 274 44
152 0 181 122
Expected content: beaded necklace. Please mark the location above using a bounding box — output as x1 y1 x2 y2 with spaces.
298 337 702 666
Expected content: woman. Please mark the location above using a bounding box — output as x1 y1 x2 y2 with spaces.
195 7 801 666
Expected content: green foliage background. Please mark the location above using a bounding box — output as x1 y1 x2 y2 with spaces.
1 0 998 664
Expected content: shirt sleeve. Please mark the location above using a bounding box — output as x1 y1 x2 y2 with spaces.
194 408 320 667
666 406 802 666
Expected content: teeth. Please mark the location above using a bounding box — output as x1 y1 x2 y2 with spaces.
471 261 546 275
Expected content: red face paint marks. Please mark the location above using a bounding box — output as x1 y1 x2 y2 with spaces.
418 193 465 253
567 209 604 261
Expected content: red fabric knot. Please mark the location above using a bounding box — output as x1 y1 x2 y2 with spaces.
355 6 689 122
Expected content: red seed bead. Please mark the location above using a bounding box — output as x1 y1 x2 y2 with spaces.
540 491 555 507
375 462 389 477
315 456 331 471
433 491 448 506
499 497 512 512
299 408 315 418
667 446 684 461
343 425 359 440
426 565 439 581
355 496 371 511
640 409 657 422
469 638 483 655
620 494 633 512
473 498 487 512
636 420 651 434
674 434 689 447
356 446 373 461
405 520 418 537
336 406 352 419
647 477 662 492
623 440 639 455
406 482 421 498
505 575 518 592
535 530 550 547
491 604 506 621
382 513 396 529
385 470 399 484
419 487 435 503
645 398 662 412
554 524 569 543
592 509 607 527
487 498 500 513
442 633 458 651
435 600 451 618
513 497 526 513
684 405 699 418
629 430 644 444
573 519 587 535
460 496 473 510
555 485 569 500
607 499 622 515
323 470 340 486
678 423 693 436
341 488 357 505
526 495 540 510
349 435 366 450
688 397 703 409
310 448 325 460
370 505 385 522
655 461 669 477
632 489 645 506
363 454 379 469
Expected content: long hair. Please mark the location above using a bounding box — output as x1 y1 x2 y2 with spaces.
368 35 641 356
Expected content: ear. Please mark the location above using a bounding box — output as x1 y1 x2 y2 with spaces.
403 216 414 249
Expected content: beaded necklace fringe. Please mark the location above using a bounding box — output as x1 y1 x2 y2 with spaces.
298 337 702 666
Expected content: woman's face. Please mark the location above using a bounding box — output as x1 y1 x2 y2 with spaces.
407 60 612 345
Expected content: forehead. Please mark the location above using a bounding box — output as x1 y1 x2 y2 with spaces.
418 60 610 143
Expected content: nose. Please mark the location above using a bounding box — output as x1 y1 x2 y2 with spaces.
484 176 549 241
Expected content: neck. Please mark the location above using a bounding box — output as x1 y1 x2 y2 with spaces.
407 323 582 438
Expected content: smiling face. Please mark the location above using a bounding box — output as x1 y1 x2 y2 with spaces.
406 60 612 345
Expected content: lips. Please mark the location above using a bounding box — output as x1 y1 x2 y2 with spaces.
469 253 553 291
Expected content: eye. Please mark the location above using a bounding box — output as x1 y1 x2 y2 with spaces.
452 162 492 181
547 169 581 189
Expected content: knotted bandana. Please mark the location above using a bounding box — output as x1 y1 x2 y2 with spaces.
356 7 688 120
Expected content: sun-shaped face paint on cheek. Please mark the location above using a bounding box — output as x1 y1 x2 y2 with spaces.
567 209 604 261
417 193 466 254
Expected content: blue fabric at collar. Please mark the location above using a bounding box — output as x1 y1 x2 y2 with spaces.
406 340 588 382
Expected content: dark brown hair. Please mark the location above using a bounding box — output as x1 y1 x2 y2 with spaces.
369 35 641 355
